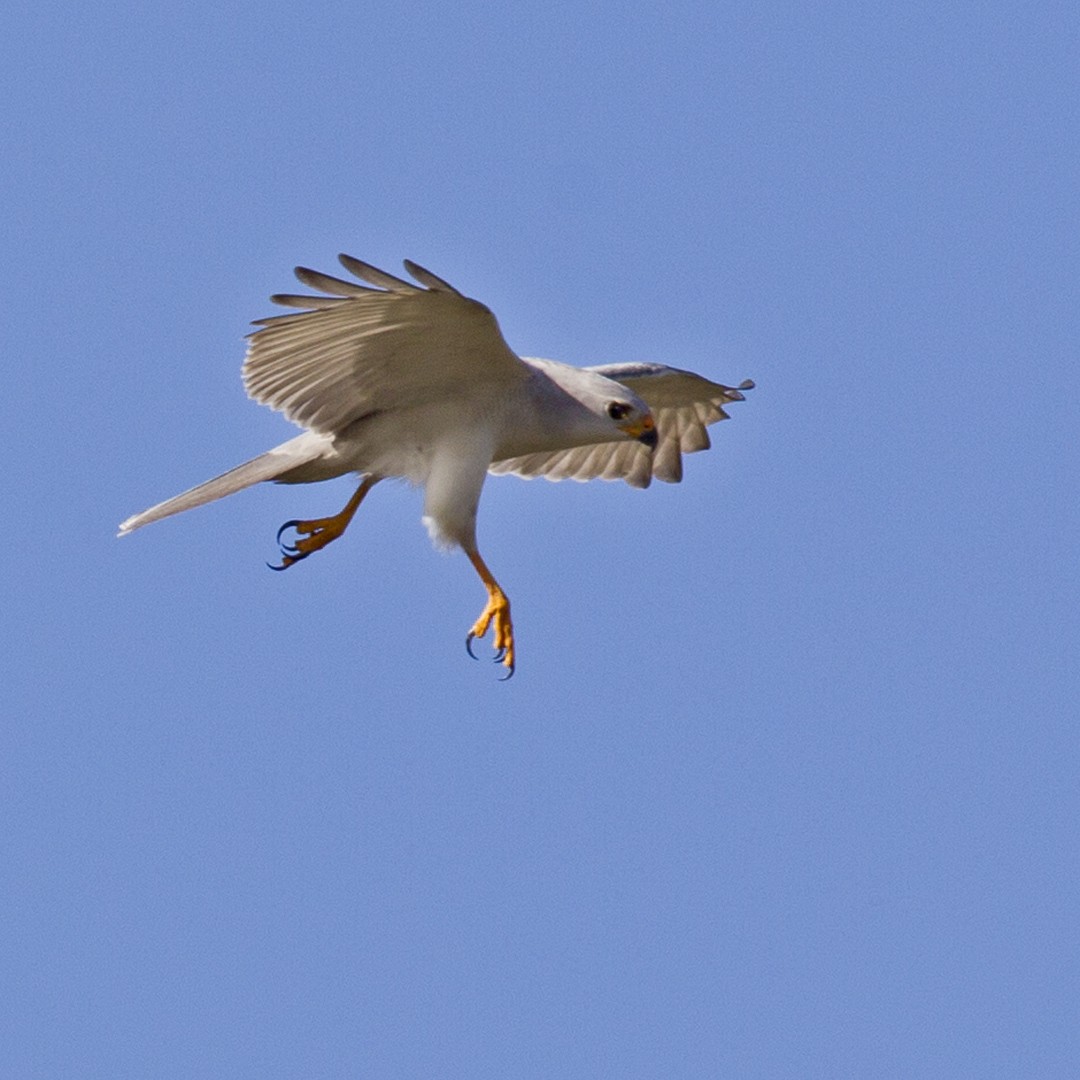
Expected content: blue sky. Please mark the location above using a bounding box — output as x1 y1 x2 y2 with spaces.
4 1 1078 1076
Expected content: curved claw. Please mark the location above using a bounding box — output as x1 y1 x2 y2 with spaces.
271 519 311 568
267 550 310 571
276 519 302 545
465 634 513 678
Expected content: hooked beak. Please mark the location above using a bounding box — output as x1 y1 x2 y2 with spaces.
619 414 658 449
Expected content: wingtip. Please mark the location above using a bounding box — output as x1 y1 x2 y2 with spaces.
337 254 416 291
724 378 755 403
402 259 462 294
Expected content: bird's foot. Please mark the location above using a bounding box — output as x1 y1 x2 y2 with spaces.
466 591 515 680
268 478 377 570
270 511 353 570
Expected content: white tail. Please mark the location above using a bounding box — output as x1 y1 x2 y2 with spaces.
118 432 336 536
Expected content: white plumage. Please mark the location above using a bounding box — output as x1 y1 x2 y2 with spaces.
119 255 753 677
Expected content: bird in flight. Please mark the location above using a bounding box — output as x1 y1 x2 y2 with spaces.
119 255 752 678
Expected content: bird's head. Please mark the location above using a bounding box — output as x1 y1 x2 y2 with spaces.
568 364 658 446
572 368 657 448
519 358 658 451
602 397 658 448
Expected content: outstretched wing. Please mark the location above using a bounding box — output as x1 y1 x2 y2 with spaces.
243 256 529 435
489 362 753 488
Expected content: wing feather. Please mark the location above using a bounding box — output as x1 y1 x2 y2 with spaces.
243 256 528 434
403 260 463 294
266 294 352 311
337 254 420 292
293 266 377 296
490 362 751 487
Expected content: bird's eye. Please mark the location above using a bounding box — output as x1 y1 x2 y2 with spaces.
606 402 631 421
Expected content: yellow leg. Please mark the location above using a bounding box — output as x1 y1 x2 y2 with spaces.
271 476 377 570
465 550 515 679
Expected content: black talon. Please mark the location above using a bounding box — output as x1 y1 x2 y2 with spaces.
267 550 310 571
465 634 513 678
276 519 301 545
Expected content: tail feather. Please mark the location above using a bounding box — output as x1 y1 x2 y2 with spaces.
118 432 335 536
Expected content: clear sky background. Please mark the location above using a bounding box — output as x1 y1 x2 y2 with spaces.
3 2 1077 1077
